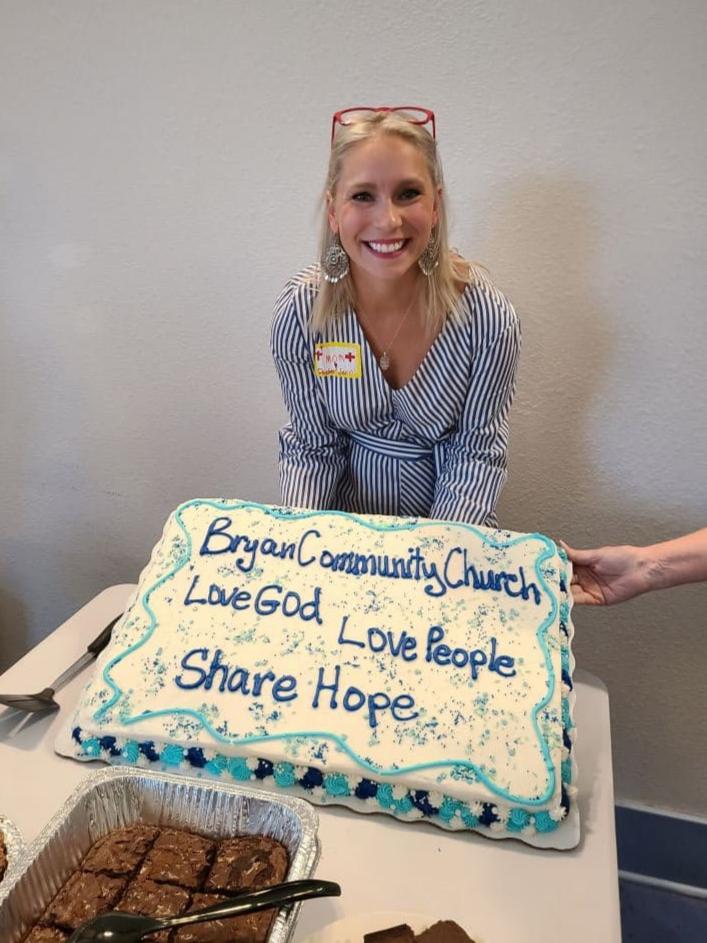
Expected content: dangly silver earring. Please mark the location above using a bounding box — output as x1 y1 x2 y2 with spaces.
321 233 350 283
418 231 440 277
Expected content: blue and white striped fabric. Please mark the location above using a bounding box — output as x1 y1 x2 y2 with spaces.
271 265 521 526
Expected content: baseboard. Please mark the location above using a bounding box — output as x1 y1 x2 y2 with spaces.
616 803 707 893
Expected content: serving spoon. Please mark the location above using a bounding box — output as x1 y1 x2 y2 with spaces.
0 614 121 712
67 878 341 942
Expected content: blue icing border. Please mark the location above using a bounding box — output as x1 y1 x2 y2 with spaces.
71 726 566 835
91 499 566 807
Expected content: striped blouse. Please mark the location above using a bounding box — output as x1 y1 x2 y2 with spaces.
271 265 520 526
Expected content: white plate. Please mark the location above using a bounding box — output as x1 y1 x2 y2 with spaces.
300 912 479 943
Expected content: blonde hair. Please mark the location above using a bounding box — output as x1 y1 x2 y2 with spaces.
309 111 474 334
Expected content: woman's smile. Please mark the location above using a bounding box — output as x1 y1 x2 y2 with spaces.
364 238 410 257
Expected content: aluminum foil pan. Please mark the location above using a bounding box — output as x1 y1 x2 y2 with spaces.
0 767 320 943
0 815 24 888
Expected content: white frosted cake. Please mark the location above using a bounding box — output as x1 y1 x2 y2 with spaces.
60 499 577 847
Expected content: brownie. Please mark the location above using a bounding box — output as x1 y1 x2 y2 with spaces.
416 923 476 943
117 878 191 943
22 824 286 943
41 870 127 931
205 835 289 893
173 892 275 943
364 925 416 943
82 824 159 876
22 929 69 943
0 829 6 881
139 829 215 889
365 921 476 943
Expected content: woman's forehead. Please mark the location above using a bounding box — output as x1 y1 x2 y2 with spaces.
337 134 431 186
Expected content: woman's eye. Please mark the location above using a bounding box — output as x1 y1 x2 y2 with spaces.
351 191 373 202
400 188 421 200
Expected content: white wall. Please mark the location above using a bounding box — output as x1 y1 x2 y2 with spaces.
1 0 705 814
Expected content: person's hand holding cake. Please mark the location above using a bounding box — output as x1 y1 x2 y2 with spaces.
562 527 707 605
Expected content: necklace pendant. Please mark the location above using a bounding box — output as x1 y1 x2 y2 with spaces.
379 351 390 371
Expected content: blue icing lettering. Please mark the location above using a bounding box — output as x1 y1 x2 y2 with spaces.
442 551 542 604
194 506 544 607
424 627 516 682
312 664 417 729
71 726 82 744
324 773 350 797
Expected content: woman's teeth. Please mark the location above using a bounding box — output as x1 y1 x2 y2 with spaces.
367 240 405 254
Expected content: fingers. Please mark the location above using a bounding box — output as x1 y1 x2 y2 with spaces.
570 585 605 605
559 540 598 566
568 576 606 605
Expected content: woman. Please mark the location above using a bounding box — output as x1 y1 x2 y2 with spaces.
271 106 520 524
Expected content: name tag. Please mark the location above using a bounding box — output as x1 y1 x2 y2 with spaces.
313 342 362 379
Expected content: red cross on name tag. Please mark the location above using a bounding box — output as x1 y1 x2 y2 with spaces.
313 342 362 379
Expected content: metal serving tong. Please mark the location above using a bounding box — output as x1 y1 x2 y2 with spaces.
67 878 341 942
0 614 122 712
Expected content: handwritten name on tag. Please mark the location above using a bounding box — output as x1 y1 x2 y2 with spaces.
313 342 362 379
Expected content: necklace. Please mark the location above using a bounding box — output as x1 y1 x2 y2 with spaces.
361 297 417 371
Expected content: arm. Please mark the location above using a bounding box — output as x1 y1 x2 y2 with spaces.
430 314 521 526
271 280 346 508
562 528 707 605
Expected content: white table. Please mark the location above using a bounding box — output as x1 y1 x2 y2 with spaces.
0 586 621 941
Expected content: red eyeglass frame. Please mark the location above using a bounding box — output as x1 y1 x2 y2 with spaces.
330 106 436 144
